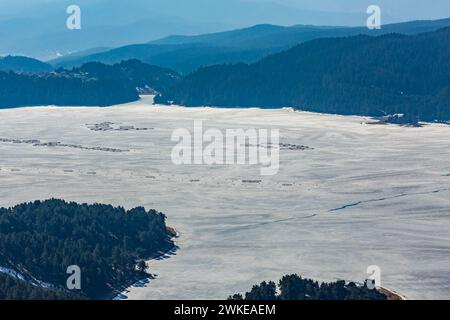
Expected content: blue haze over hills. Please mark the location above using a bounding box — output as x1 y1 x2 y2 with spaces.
0 0 449 59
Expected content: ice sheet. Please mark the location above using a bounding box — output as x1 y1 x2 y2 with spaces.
0 96 449 300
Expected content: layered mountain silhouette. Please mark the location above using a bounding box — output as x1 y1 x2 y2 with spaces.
2 0 377 60
50 18 450 74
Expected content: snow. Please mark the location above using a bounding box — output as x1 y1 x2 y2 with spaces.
0 266 26 282
0 265 57 289
0 96 449 300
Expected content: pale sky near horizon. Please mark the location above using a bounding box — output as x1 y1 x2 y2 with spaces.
1 0 449 23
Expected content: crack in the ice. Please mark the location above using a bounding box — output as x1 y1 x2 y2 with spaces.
219 214 317 234
329 188 450 212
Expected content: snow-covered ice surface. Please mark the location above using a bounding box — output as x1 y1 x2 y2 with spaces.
1 96 449 300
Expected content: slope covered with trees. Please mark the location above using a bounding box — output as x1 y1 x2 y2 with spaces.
0 199 175 299
229 274 387 300
0 69 139 108
0 273 80 300
0 60 180 108
156 28 450 123
113 59 181 93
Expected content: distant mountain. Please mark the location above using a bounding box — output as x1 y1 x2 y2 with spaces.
149 24 324 49
0 56 53 73
49 47 112 65
50 42 277 74
50 18 450 74
0 0 231 60
2 0 371 60
155 28 450 123
150 18 450 48
0 60 180 108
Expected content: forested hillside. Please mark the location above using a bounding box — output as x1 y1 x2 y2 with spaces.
0 273 80 300
0 60 180 108
156 28 450 123
0 69 139 108
0 199 175 299
114 59 181 93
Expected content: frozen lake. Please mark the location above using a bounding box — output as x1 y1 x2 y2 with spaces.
1 96 449 300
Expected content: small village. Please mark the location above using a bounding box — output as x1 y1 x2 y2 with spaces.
86 122 154 132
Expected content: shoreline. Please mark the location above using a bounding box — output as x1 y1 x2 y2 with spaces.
379 287 407 301
111 227 179 300
1 95 448 129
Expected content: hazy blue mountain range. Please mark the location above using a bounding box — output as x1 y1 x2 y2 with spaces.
150 18 450 47
2 0 449 60
0 0 362 60
51 43 275 74
50 18 450 74
155 27 450 123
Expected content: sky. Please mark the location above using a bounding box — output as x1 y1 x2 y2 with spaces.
0 0 449 59
256 0 450 21
1 0 450 23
